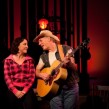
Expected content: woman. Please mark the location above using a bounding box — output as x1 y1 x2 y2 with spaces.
4 37 36 109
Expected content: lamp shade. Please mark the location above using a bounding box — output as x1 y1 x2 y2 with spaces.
38 18 48 29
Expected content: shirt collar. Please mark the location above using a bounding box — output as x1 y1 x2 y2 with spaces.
6 54 32 61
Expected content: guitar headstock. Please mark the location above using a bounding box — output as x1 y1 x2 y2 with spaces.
79 38 90 49
66 38 90 57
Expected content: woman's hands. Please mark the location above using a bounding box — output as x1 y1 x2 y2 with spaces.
15 90 26 99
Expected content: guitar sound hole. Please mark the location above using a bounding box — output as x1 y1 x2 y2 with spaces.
51 69 59 76
51 69 55 76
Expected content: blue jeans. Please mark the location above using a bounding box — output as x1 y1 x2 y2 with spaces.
50 83 79 109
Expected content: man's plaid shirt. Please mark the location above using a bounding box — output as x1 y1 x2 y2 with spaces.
4 54 35 94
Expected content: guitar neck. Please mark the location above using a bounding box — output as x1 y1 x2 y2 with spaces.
54 47 79 73
52 38 90 75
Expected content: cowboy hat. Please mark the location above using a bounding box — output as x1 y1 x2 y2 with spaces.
33 30 60 43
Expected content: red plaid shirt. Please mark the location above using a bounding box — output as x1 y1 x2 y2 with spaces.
4 54 35 94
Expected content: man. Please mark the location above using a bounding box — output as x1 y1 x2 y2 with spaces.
33 30 79 109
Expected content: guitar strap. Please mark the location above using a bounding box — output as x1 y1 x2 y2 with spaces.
57 44 65 61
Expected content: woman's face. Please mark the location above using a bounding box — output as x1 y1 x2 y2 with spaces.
18 39 28 54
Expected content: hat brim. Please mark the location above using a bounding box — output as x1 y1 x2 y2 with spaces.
33 33 44 42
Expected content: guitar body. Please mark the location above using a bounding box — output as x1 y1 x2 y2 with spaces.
36 60 68 97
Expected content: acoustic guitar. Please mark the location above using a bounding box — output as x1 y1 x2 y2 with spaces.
36 38 90 98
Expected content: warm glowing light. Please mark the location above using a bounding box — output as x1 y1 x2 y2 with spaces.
38 18 48 30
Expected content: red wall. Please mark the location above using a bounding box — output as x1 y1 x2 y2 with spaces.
87 0 109 79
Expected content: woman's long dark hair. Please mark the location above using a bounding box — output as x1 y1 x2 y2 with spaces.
11 37 27 54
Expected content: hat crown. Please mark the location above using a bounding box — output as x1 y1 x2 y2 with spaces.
40 30 52 36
